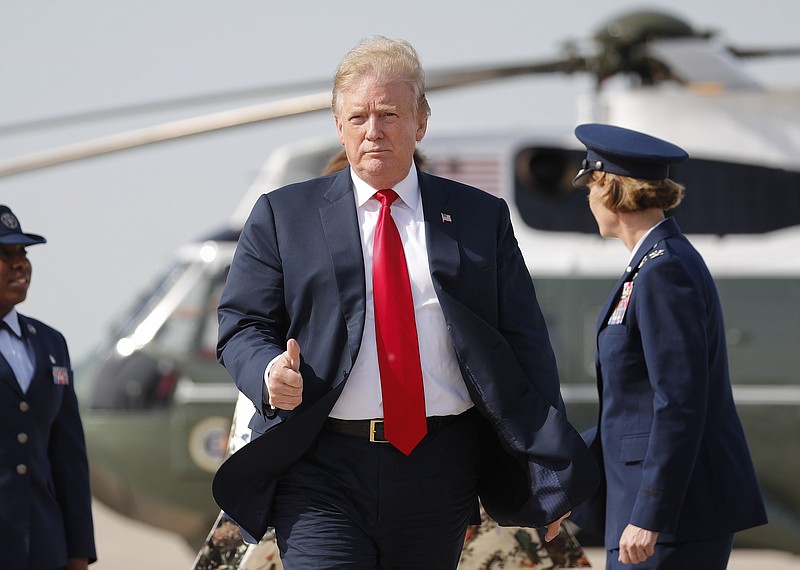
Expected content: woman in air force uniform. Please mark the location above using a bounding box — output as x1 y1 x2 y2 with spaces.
570 124 767 569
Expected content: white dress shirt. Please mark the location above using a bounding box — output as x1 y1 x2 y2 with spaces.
0 309 34 393
327 166 473 419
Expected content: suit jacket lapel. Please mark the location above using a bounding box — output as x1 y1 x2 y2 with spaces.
319 169 367 374
419 170 460 290
0 352 23 396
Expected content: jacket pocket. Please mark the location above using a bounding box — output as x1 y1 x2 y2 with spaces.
601 324 628 336
620 433 649 464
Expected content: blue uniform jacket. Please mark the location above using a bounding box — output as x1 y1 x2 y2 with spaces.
212 167 600 542
574 217 767 548
0 314 96 569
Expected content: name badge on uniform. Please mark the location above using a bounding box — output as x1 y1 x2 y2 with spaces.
52 366 70 385
608 281 633 325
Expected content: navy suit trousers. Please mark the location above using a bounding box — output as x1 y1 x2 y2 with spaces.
271 409 481 570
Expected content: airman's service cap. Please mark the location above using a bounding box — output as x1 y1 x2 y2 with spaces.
572 123 688 188
0 205 46 246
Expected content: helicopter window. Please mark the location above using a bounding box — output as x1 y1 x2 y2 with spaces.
149 265 224 356
513 148 597 233
514 147 800 235
88 350 178 410
86 261 231 410
110 262 191 340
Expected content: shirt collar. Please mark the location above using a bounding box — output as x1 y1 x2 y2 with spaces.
350 164 420 212
2 308 22 338
628 217 669 265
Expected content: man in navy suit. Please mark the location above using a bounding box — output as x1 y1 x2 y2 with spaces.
0 205 96 570
213 37 599 569
570 124 768 568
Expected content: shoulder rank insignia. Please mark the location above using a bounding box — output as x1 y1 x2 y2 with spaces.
636 248 666 271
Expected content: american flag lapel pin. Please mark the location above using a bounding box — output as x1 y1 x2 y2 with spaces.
441 212 452 223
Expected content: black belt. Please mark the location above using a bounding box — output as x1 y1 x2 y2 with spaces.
325 412 467 443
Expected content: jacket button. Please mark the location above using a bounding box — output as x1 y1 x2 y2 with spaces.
17 433 28 444
16 464 27 475
19 401 30 412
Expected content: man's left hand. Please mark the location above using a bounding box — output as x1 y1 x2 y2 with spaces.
543 510 571 542
618 524 659 564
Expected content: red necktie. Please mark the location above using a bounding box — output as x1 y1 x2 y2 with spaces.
373 189 427 455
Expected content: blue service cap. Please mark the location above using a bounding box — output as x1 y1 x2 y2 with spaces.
0 205 46 246
572 123 688 188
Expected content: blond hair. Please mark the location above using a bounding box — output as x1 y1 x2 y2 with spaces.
331 36 431 119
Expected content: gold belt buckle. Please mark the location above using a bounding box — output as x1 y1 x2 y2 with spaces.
369 419 388 443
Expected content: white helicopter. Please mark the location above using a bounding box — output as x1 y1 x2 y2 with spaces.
1 8 798 556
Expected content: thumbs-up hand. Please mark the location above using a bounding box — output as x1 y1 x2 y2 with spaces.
267 338 303 410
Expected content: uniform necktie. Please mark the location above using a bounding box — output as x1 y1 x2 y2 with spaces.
372 189 427 455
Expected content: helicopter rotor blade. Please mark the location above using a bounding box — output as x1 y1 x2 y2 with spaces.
0 92 332 178
646 38 761 88
0 78 333 137
0 60 578 138
0 57 580 179
426 57 586 90
727 46 800 58
3 26 798 180
4 7 800 180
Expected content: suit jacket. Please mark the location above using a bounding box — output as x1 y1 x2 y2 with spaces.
0 314 96 570
213 167 599 541
573 217 767 548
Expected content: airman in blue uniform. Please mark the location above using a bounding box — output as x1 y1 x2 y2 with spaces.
0 205 96 570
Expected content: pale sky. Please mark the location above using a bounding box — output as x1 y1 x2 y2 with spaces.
1 0 799 360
